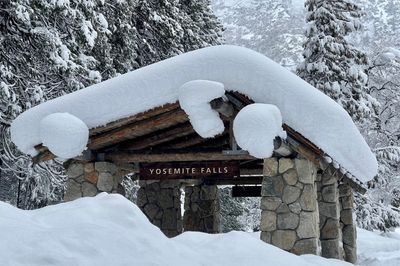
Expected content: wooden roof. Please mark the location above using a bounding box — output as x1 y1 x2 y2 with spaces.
33 92 366 193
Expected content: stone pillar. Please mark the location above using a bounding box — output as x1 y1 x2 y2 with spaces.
339 183 357 264
64 161 123 201
183 184 220 233
318 167 343 259
260 157 320 255
137 180 182 238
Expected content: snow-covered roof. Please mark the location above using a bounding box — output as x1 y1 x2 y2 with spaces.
10 45 377 182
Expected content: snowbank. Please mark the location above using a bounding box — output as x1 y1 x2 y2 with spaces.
179 80 225 138
233 103 286 158
0 194 351 266
10 45 377 182
40 113 89 158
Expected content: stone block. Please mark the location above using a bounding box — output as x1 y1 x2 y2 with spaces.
341 209 353 225
159 189 175 209
279 158 294 174
97 172 114 192
136 188 147 207
82 182 98 197
300 185 316 211
339 184 352 197
144 204 160 219
322 184 337 203
288 202 302 214
66 163 84 179
322 172 337 186
291 238 318 255
321 239 341 259
340 196 353 210
264 158 278 176
276 203 290 213
95 161 117 174
283 169 298 185
162 209 178 231
320 218 340 240
64 179 82 201
83 163 95 173
260 231 272 243
260 197 282 211
271 230 297 250
200 185 218 200
343 244 357 264
260 211 276 231
84 171 98 185
297 211 318 239
277 212 299 230
342 225 356 246
261 176 284 197
282 185 301 204
319 202 340 219
295 159 314 184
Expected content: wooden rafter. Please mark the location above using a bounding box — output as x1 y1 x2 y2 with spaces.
88 108 189 150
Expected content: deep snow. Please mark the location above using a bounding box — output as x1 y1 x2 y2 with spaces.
0 194 398 266
10 45 377 182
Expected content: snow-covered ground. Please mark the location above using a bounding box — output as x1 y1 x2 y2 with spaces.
0 194 398 266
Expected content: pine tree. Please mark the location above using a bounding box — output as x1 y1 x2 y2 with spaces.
0 0 222 209
297 0 377 122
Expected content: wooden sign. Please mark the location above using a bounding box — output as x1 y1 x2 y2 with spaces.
139 161 240 180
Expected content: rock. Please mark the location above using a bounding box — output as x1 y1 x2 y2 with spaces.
297 212 318 238
260 211 276 231
84 171 98 184
295 158 315 184
162 209 178 230
321 239 342 259
83 163 95 173
322 184 337 203
276 203 290 213
200 185 218 200
283 169 297 185
341 209 353 225
343 244 357 264
291 238 318 255
319 202 340 219
282 185 301 204
160 188 176 209
260 231 272 243
144 203 160 219
271 230 297 250
97 172 114 192
339 184 352 197
261 176 284 197
322 172 337 185
277 212 299 230
136 188 147 207
95 161 117 174
64 179 82 201
279 158 294 173
320 218 340 239
340 196 353 210
82 182 98 197
264 158 278 176
300 185 316 211
261 197 282 211
342 225 356 246
66 163 84 179
288 202 302 214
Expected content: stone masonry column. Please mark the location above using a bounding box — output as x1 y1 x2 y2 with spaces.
318 167 343 259
183 184 220 233
64 161 123 201
339 183 357 264
137 180 182 238
260 157 320 255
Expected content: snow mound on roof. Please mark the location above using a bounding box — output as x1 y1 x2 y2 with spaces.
179 80 225 138
0 194 351 266
40 113 89 158
233 103 285 158
10 45 377 182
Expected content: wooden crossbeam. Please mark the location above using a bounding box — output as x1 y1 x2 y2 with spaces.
88 108 189 150
104 151 254 163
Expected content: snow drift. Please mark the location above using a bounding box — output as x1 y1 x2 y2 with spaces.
10 45 377 182
0 194 353 266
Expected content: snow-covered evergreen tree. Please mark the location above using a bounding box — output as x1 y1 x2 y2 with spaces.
297 0 377 122
0 0 222 209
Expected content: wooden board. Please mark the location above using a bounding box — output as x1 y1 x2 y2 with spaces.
232 186 262 197
139 161 240 180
